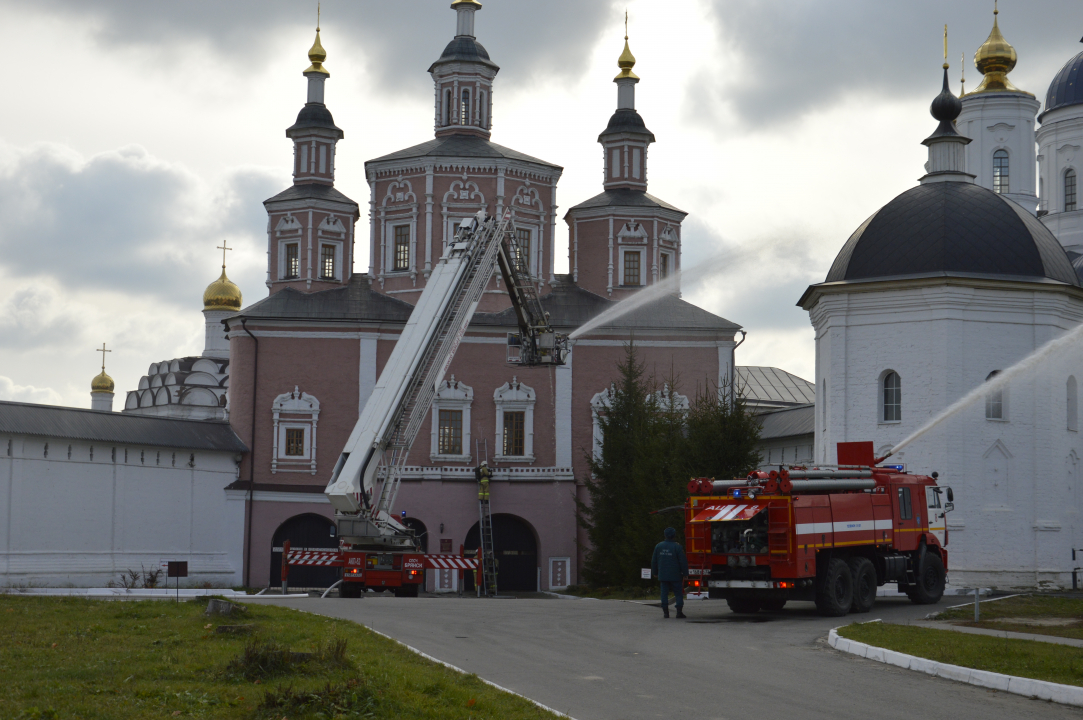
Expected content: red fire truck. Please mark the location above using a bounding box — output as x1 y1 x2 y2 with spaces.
684 442 954 616
285 539 477 597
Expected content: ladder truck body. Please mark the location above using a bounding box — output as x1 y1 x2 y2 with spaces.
286 209 568 597
683 442 956 616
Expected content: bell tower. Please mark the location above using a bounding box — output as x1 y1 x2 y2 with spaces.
430 0 498 139
957 5 1039 213
564 19 686 300
263 18 359 294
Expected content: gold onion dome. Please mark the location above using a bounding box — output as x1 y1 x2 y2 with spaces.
305 29 329 74
203 268 243 312
970 8 1029 95
91 370 114 394
450 0 483 7
615 37 638 80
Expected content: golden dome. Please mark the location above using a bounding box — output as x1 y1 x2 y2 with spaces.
450 0 483 7
969 8 1030 95
615 38 638 81
305 29 329 75
91 370 114 394
203 268 243 312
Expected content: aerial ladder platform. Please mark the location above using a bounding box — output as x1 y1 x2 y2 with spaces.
323 208 569 563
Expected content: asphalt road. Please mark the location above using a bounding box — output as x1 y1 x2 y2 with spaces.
258 593 1081 720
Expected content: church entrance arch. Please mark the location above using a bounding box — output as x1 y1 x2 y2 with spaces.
464 514 538 592
270 513 338 589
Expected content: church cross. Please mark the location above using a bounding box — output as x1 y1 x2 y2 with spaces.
97 342 111 372
217 240 232 269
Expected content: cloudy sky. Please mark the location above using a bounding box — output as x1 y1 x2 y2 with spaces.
0 0 1080 408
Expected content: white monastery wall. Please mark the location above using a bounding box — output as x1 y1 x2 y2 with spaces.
813 284 1083 588
0 435 244 588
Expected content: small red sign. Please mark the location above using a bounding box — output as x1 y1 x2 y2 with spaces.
440 539 453 553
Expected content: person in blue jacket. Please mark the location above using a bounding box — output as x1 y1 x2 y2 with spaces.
651 527 688 619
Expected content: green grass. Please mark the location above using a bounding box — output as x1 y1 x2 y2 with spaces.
938 594 1083 621
0 596 560 719
936 594 1083 641
839 622 1083 687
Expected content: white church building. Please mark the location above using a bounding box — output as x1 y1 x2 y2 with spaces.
801 13 1083 588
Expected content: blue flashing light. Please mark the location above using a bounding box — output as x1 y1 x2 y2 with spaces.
879 464 905 471
401 511 407 518
731 488 744 498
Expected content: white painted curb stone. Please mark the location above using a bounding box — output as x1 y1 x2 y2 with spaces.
828 625 1083 708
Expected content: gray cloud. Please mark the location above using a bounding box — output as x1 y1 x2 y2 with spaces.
695 0 1083 128
18 0 615 100
0 375 63 405
0 144 281 306
0 287 83 350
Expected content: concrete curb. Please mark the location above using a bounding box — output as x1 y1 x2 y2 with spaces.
1 588 249 598
828 626 1083 707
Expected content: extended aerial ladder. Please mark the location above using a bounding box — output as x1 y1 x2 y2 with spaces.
324 209 569 555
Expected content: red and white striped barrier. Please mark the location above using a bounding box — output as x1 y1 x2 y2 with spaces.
287 551 343 567
423 554 478 570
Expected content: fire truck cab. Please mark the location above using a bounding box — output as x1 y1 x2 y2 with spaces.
684 442 954 617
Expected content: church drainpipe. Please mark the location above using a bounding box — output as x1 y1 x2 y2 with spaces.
241 318 259 588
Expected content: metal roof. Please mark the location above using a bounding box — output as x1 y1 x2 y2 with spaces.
756 403 815 440
823 182 1079 287
738 367 816 406
366 135 560 170
0 401 248 452
232 275 414 323
566 188 685 216
264 183 358 208
1043 49 1083 119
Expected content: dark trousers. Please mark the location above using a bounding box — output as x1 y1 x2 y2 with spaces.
660 580 684 610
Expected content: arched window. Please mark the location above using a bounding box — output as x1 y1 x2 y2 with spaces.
1069 376 1078 432
993 150 1009 194
882 371 901 422
1067 169 1078 212
985 370 1004 420
460 89 470 126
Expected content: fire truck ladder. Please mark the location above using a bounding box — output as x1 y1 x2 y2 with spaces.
478 494 498 598
369 213 515 525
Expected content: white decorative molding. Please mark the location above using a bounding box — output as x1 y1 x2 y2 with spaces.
382 178 417 207
271 387 320 475
590 385 615 462
430 376 473 463
493 377 536 462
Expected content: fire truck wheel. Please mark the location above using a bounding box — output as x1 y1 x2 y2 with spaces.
846 557 877 613
340 582 363 599
726 597 762 614
760 598 787 612
815 557 854 617
907 553 946 605
393 585 420 598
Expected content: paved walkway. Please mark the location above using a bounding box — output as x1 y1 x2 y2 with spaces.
253 594 1082 720
905 619 1083 648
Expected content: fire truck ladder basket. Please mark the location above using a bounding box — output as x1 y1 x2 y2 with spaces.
478 497 498 598
370 212 515 525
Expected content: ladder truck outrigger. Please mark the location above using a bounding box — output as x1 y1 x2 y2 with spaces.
285 209 568 598
683 441 956 616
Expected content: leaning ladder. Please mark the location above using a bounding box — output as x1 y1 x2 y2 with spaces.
478 496 498 598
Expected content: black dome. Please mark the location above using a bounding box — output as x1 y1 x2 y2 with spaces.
826 182 1079 286
429 37 499 71
1044 49 1083 117
287 103 342 137
598 109 655 141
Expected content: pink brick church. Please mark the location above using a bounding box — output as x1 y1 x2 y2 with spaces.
223 1 741 591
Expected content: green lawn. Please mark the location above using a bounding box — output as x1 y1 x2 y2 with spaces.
839 622 1083 687
0 596 561 720
936 594 1083 641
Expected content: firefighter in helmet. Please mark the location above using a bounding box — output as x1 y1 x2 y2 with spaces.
475 461 492 501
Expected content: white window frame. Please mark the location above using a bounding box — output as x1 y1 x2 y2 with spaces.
317 239 343 281
879 370 901 424
1070 376 1079 432
430 376 473 463
619 247 644 287
590 386 615 462
511 224 537 277
384 219 415 274
658 250 674 280
494 377 535 462
985 371 1008 422
271 387 320 474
